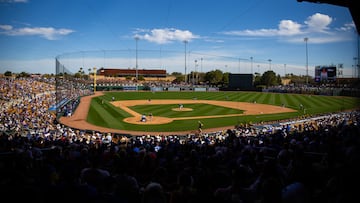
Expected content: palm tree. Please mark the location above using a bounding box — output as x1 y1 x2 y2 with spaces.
78 67 84 78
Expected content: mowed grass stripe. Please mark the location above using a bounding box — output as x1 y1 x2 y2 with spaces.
241 92 259 102
87 104 108 126
279 94 288 107
253 92 265 102
133 104 172 116
343 96 360 107
100 100 133 118
207 93 225 101
88 99 123 128
316 96 347 108
226 92 241 101
268 93 277 105
321 97 359 110
197 93 216 100
256 93 272 104
305 95 331 108
302 95 341 112
296 95 330 113
274 93 282 106
291 94 314 109
201 103 242 116
284 94 302 109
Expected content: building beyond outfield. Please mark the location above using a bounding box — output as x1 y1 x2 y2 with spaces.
97 68 167 78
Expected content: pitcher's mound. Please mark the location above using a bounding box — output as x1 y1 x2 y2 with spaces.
172 108 193 111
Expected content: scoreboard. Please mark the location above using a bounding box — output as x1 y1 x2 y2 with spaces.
315 66 337 82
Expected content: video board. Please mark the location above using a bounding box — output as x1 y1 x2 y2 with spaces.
228 74 253 90
314 66 337 82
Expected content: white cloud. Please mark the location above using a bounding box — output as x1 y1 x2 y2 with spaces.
278 20 303 35
134 28 199 44
0 24 12 30
220 13 356 44
304 13 332 33
222 20 303 37
0 24 75 40
223 20 303 37
222 29 278 37
285 35 347 44
336 22 356 32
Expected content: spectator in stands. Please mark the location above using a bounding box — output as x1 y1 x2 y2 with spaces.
142 182 167 203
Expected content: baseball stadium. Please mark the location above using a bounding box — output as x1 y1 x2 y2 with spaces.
2 38 360 203
2 1 360 202
52 50 360 137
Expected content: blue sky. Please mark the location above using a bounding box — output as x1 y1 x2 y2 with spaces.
0 0 358 77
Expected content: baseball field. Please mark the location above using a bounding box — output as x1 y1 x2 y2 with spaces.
59 91 359 135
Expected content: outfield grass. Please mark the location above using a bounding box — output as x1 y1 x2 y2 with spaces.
86 91 359 132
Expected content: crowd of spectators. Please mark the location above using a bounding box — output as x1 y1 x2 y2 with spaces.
264 84 360 97
1 77 359 203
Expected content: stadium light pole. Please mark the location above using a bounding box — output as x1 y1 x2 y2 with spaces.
184 40 188 84
93 67 97 93
353 57 358 78
268 59 272 70
284 64 287 77
135 36 139 81
194 59 198 84
304 37 309 84
250 56 253 74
